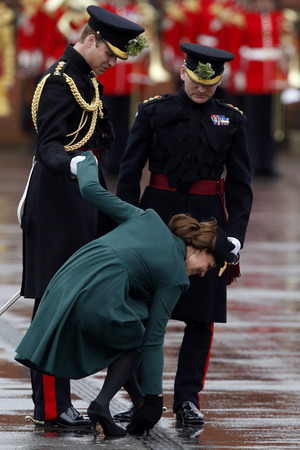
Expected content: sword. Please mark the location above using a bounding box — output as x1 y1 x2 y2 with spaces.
0 290 21 316
17 156 36 225
1 161 34 317
1 162 34 317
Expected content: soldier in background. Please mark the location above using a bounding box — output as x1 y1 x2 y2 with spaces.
161 0 245 98
16 0 70 138
98 0 150 176
0 2 15 117
99 0 171 176
226 0 294 177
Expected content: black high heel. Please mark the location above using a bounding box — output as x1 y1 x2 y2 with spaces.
87 401 126 438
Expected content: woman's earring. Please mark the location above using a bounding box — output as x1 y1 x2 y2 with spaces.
195 251 200 257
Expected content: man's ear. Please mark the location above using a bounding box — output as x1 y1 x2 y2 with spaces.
87 34 96 47
180 65 185 81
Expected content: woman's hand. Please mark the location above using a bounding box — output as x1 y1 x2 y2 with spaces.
126 395 163 435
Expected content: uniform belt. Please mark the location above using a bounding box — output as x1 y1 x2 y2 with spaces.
80 147 101 164
149 173 225 195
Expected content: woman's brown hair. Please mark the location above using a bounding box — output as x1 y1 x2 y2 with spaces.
168 214 217 254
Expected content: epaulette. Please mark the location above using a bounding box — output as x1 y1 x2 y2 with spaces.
143 95 163 104
216 99 243 115
226 103 244 115
53 60 67 76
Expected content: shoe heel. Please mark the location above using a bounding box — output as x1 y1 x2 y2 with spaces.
87 412 98 437
88 401 126 438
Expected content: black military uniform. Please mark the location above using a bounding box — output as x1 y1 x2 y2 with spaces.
117 43 253 422
21 44 114 300
20 6 145 427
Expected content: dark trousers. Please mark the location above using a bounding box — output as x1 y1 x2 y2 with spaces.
31 298 71 421
101 95 130 175
173 322 214 412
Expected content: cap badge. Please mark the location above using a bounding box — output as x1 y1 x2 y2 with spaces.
211 115 230 126
194 62 215 80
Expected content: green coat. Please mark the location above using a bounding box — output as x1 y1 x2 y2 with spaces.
15 152 190 395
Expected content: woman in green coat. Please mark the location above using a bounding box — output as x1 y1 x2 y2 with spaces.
15 151 235 438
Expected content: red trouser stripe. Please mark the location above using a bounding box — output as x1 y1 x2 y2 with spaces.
43 375 57 420
198 323 214 409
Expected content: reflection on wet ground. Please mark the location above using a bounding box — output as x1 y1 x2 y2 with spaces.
0 149 300 449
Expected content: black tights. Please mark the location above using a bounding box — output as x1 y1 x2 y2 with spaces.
95 350 142 413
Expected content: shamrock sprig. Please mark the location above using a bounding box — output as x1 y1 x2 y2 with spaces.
126 35 148 57
194 62 215 80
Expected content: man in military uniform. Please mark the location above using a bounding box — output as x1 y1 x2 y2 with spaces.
116 43 253 425
20 5 145 429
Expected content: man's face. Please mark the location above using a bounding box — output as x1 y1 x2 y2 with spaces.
180 66 220 104
86 39 117 76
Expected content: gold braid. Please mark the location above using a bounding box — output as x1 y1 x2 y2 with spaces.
31 74 51 133
31 72 104 152
63 73 104 151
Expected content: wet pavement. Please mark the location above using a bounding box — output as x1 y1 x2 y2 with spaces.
0 148 300 449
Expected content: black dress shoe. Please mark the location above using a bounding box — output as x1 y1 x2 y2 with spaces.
87 401 126 438
175 401 204 425
49 406 91 429
113 404 135 422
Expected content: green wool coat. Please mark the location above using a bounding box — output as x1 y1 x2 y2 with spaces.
15 152 190 395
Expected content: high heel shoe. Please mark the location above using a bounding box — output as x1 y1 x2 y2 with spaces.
87 401 126 438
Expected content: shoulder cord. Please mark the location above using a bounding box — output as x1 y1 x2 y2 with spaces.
31 73 104 152
31 73 51 133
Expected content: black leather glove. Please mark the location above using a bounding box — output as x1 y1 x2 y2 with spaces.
126 395 163 435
